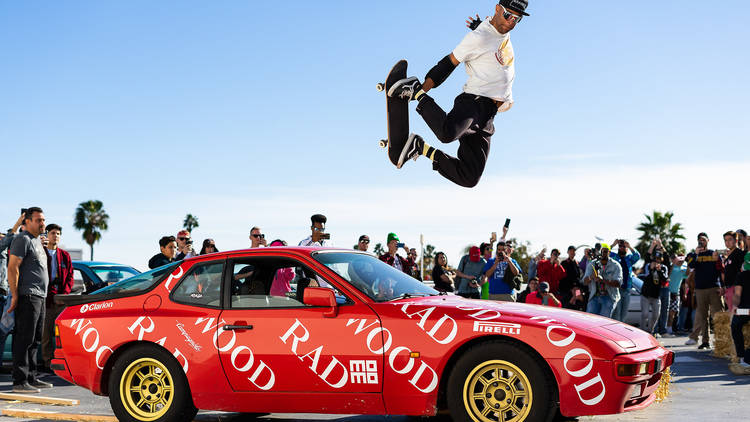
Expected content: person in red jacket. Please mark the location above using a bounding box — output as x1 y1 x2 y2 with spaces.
41 224 74 371
536 248 567 295
525 281 562 307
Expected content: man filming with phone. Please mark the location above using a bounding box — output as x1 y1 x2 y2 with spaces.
299 214 330 247
379 233 415 275
483 240 520 302
583 243 622 318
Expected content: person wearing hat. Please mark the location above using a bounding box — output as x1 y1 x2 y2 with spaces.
641 251 669 336
385 0 530 187
455 246 486 299
175 229 195 260
524 281 561 307
356 235 370 252
583 243 622 318
685 232 725 349
379 233 414 275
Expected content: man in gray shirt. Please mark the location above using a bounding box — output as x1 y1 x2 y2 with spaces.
7 207 52 393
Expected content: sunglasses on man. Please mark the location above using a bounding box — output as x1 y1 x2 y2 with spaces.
500 5 522 23
252 234 265 239
178 237 190 241
360 239 370 244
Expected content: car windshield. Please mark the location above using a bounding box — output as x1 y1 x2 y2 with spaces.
89 266 140 284
313 252 437 302
91 262 181 295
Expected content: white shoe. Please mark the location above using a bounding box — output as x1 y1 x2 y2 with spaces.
654 333 662 339
685 338 698 345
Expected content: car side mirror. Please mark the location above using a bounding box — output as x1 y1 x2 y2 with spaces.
303 287 338 318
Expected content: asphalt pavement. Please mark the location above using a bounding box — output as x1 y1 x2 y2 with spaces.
1 334 748 422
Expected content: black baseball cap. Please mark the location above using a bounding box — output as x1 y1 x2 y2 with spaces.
358 235 370 242
501 0 530 16
737 229 747 237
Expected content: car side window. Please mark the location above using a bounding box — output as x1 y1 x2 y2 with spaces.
72 269 86 295
172 261 224 308
228 258 348 309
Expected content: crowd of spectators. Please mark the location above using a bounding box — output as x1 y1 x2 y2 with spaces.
3 208 750 395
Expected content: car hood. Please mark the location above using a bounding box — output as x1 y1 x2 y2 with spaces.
398 295 658 351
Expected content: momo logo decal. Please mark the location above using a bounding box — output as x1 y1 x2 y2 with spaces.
349 360 378 384
176 322 202 352
473 321 521 335
79 302 113 313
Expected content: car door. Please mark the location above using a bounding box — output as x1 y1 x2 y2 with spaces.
217 255 384 393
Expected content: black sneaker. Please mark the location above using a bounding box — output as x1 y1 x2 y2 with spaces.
398 133 424 168
13 382 41 394
698 342 711 350
30 379 53 389
387 77 422 101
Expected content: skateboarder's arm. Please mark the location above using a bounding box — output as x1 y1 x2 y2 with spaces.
423 54 460 93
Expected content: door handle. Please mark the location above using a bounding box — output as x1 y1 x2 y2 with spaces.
223 324 253 330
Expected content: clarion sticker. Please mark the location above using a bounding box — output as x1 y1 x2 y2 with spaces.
80 302 114 313
472 321 521 335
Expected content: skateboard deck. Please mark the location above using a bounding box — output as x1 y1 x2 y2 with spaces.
376 60 409 168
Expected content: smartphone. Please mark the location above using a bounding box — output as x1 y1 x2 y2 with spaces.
397 242 405 248
321 233 331 240
21 208 28 215
504 218 511 228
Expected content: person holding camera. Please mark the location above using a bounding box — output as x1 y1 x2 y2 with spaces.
685 232 725 349
456 246 485 298
250 226 268 248
610 239 641 323
583 243 622 318
524 281 561 307
559 246 585 311
7 207 52 393
641 251 668 335
482 241 520 302
148 236 178 269
174 230 196 260
379 232 415 275
299 214 330 247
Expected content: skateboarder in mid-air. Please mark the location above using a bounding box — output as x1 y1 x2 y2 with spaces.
387 0 530 188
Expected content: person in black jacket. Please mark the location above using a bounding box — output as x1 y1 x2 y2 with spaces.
641 251 668 336
148 236 177 269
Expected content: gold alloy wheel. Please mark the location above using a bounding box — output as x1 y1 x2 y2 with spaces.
463 360 533 422
119 358 175 421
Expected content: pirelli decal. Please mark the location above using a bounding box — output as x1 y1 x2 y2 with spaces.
472 321 521 335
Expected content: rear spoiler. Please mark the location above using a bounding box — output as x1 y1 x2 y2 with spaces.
54 293 126 306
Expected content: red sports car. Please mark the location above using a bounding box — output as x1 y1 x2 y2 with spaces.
52 248 673 422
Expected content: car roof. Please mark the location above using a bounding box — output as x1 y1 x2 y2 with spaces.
73 261 136 267
184 247 366 261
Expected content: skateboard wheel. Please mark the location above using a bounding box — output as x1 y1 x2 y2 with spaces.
378 140 387 148
376 83 385 92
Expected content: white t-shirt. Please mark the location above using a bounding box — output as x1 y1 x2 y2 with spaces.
452 19 515 104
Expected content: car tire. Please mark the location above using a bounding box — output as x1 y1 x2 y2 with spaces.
108 344 197 422
447 340 556 422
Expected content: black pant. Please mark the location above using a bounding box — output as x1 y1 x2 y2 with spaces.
731 315 750 364
417 93 497 187
457 291 481 299
13 295 45 385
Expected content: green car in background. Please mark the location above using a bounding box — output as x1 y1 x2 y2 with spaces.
1 261 140 363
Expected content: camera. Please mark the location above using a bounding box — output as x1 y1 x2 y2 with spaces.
186 239 193 245
321 233 331 240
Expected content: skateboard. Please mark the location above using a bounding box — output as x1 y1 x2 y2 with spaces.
376 59 409 168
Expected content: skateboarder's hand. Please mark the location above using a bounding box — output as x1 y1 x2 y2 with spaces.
466 14 482 30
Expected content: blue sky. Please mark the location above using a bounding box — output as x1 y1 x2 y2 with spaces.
2 1 749 269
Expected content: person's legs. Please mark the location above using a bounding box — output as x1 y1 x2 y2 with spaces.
651 297 661 334
689 289 709 342
640 296 650 329
731 315 750 364
41 303 61 367
12 295 42 386
617 288 630 322
414 94 497 188
28 297 45 384
657 287 670 334
587 296 602 315
600 297 616 318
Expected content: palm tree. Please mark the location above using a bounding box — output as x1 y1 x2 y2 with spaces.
635 210 686 256
73 200 110 260
183 214 199 232
423 244 436 271
373 243 385 257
